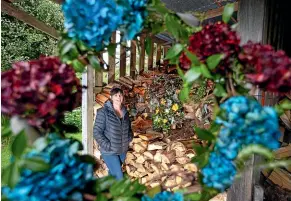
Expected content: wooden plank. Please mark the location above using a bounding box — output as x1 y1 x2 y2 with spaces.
120 44 126 77
82 66 94 155
148 40 154 70
227 0 268 201
108 32 116 83
130 40 136 78
1 0 59 39
205 2 239 19
139 35 145 73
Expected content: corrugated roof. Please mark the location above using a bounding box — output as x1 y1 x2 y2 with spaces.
161 0 237 12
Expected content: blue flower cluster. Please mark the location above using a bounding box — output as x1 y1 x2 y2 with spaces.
142 191 183 201
62 0 123 50
202 96 281 191
119 0 148 40
2 134 94 201
62 0 147 50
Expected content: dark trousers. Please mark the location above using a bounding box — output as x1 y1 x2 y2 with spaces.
102 153 126 180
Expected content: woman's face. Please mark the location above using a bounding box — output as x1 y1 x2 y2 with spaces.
111 92 124 106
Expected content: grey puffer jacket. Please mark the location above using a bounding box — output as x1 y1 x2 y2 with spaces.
93 101 133 155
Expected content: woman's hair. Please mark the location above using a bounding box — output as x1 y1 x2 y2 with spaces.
110 87 123 96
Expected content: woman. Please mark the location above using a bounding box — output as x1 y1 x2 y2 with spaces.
93 87 133 180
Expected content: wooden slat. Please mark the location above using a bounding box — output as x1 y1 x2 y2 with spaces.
120 44 126 77
205 2 239 19
130 41 136 78
148 40 154 70
108 32 116 83
1 0 59 39
139 35 145 73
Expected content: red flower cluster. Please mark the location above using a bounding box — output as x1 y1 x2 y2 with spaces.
1 57 82 127
239 42 291 93
179 21 240 71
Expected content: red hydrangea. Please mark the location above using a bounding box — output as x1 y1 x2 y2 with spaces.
1 57 82 127
179 21 240 71
239 42 291 93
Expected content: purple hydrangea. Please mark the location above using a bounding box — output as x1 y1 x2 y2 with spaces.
2 134 94 201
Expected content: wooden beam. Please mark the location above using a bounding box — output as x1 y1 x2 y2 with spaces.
82 66 94 155
205 2 238 19
1 0 59 39
139 36 145 73
120 44 126 77
108 32 116 83
148 41 154 70
130 41 136 78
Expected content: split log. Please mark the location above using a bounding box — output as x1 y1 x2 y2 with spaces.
138 133 163 141
143 151 154 160
275 145 291 159
148 141 167 151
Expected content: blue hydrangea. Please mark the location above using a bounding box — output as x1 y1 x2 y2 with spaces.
2 134 94 201
119 0 148 40
202 96 281 191
62 0 124 50
215 96 281 160
202 153 236 192
142 191 183 201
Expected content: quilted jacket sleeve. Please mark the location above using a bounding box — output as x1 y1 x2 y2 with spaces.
93 108 111 151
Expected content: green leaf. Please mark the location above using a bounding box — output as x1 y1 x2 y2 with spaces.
279 98 291 110
4 162 20 188
257 159 291 170
213 84 227 97
95 193 108 201
206 54 224 70
76 40 89 52
184 192 202 200
22 157 50 172
72 59 85 72
107 43 117 57
184 66 201 83
192 152 210 168
147 185 162 198
96 176 116 192
192 144 209 155
79 154 97 164
185 50 200 66
33 137 48 151
11 131 27 158
165 44 183 59
88 54 101 70
110 178 132 197
237 144 274 161
145 36 153 56
222 3 235 23
200 64 213 78
194 127 215 141
122 180 146 197
165 14 188 41
177 67 185 81
113 197 139 201
179 86 190 102
60 40 75 56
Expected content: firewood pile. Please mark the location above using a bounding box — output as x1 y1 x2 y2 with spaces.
94 71 212 191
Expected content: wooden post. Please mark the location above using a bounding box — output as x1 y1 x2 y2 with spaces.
130 41 136 78
148 40 154 70
82 66 94 155
156 44 162 70
227 0 268 201
120 44 126 77
139 35 145 73
163 47 169 58
108 32 116 83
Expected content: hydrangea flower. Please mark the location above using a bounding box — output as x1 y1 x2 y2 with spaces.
1 57 82 128
202 96 281 191
239 42 291 93
2 134 94 201
142 191 183 201
62 0 123 50
202 153 237 192
119 0 148 40
179 21 240 71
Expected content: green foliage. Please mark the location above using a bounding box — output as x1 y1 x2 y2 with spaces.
63 107 82 132
1 0 63 71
